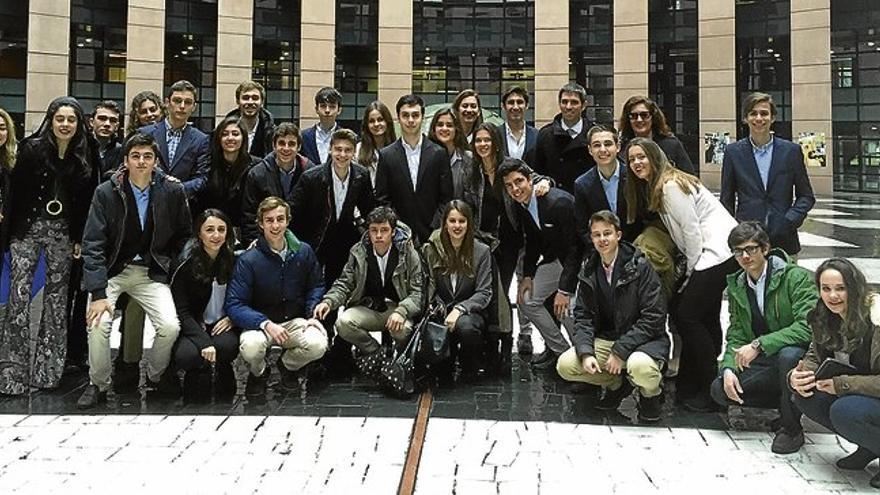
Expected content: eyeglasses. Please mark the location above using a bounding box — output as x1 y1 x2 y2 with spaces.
628 111 652 121
732 245 762 258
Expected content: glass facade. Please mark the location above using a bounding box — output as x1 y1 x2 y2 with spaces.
165 0 217 132
0 0 28 136
69 0 127 115
735 0 791 140
569 0 613 124
412 0 535 121
648 0 699 170
252 0 300 124
831 1 880 193
335 0 378 130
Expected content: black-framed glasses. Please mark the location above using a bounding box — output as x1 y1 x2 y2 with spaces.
733 245 762 258
628 111 652 121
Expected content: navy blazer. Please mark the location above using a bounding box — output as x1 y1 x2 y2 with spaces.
139 120 210 198
300 125 322 166
516 187 582 294
572 160 641 251
720 136 815 254
500 123 538 166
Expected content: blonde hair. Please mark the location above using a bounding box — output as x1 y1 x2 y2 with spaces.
0 108 17 170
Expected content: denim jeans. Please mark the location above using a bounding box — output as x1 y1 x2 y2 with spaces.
793 391 880 456
710 345 806 432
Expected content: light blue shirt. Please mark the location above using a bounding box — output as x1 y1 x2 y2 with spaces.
129 179 150 261
750 136 774 190
598 163 621 214
525 187 540 228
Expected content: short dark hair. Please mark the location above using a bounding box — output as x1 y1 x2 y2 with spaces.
741 91 777 121
315 87 342 106
330 128 358 148
273 122 301 145
587 124 618 144
589 210 622 232
167 80 197 100
366 206 398 229
502 85 530 105
396 94 425 116
727 220 771 251
123 132 160 156
558 82 587 104
497 157 533 181
93 100 121 117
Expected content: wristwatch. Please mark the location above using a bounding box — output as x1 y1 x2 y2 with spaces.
750 339 762 352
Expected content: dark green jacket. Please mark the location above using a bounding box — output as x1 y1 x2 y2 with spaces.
720 249 818 371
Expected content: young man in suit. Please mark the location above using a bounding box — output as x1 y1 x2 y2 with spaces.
500 158 582 369
301 87 343 166
224 80 275 158
533 82 596 194
720 92 815 256
374 94 453 245
138 80 210 199
500 86 538 166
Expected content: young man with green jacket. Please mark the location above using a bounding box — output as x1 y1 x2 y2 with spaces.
710 221 818 455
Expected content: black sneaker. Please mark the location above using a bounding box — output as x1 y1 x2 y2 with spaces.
596 381 634 411
276 358 299 391
244 372 268 397
871 471 880 489
681 394 722 413
771 429 805 454
517 336 533 355
113 360 140 394
836 447 878 470
530 349 560 370
76 384 107 410
182 367 212 402
215 362 236 397
637 392 663 423
145 370 181 398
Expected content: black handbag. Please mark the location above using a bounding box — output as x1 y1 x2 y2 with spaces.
377 324 421 399
417 305 450 365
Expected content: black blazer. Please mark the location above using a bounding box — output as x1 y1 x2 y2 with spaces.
375 137 453 245
720 136 815 254
516 187 582 294
500 122 538 167
572 160 642 251
290 162 375 260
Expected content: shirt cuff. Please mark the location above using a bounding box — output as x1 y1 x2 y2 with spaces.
557 289 573 297
259 320 271 331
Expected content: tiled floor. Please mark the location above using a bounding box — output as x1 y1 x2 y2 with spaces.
2 194 880 493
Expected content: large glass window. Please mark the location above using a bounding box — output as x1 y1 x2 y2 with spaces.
569 0 613 123
649 0 699 170
165 0 217 132
336 0 378 130
735 0 791 140
412 0 535 121
831 0 880 193
253 0 300 124
0 0 28 136
70 0 127 114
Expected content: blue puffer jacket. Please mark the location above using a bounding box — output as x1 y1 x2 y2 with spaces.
225 229 324 331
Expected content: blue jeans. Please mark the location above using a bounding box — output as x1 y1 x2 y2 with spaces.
710 345 806 432
793 391 880 456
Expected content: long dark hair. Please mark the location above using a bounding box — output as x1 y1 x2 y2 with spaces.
472 122 505 195
439 200 476 277
208 116 251 195
428 107 469 156
358 101 397 168
126 90 164 136
618 95 673 141
26 96 94 179
808 258 874 352
190 208 236 285
452 89 483 136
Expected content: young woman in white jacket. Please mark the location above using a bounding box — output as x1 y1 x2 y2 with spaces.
624 137 739 412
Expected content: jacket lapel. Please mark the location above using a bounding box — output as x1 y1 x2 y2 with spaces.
171 126 195 171
415 139 430 191
741 139 767 192
394 141 416 192
157 121 171 172
765 137 786 191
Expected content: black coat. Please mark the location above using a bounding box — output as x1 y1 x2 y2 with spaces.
572 160 642 251
516 187 582 294
97 137 125 179
81 169 192 300
533 114 596 194
375 137 453 245
239 152 313 245
290 162 375 263
572 242 669 362
224 107 276 159
200 153 258 229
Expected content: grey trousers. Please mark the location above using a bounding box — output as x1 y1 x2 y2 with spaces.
519 260 574 355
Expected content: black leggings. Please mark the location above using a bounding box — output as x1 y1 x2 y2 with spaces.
173 330 239 371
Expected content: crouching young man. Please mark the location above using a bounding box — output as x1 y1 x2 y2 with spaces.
312 206 423 379
225 197 327 397
79 133 192 409
556 210 669 422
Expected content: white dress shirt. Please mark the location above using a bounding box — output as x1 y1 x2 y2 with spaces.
374 248 391 281
505 125 526 159
402 136 423 191
332 166 350 219
316 123 337 164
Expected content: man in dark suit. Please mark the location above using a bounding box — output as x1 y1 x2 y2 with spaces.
375 94 453 245
573 125 642 252
500 85 538 166
533 82 596 194
720 92 815 255
500 158 581 369
138 80 210 200
301 87 343 166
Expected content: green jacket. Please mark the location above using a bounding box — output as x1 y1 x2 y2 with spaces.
320 222 424 320
720 249 818 372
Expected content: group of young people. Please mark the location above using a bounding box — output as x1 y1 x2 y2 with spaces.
0 78 877 488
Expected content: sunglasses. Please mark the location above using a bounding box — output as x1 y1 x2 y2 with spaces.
628 111 652 121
